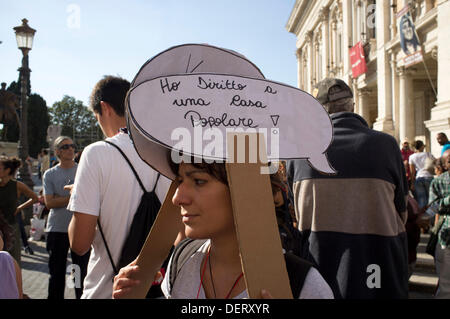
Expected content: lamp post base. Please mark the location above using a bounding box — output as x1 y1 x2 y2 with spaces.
17 142 34 189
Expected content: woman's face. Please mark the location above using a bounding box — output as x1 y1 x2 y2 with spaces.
172 162 235 240
402 19 414 41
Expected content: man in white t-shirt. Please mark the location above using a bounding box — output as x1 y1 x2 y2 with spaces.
67 76 170 298
409 140 435 208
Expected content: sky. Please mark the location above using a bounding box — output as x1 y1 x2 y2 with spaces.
0 0 298 109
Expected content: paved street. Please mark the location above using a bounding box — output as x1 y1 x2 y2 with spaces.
17 173 439 299
19 233 438 299
21 239 75 299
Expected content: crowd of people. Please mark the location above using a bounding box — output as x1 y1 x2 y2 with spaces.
1 48 450 300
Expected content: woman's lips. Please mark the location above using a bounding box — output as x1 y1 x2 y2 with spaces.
182 214 199 223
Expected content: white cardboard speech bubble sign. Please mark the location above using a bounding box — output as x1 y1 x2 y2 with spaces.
128 73 335 176
125 44 337 299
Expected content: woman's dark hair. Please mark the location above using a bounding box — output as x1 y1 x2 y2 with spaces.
414 140 424 150
169 155 228 184
169 154 283 194
0 156 21 176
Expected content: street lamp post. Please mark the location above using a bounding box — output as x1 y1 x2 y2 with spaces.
13 18 36 188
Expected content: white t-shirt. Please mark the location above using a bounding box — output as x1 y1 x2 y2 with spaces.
67 132 171 299
409 152 434 178
161 240 334 299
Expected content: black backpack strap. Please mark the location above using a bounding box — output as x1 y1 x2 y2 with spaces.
99 140 160 276
169 238 208 291
152 173 161 192
284 252 313 298
97 219 118 276
104 140 161 193
104 140 147 192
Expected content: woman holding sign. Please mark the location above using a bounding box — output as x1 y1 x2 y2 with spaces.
112 160 333 299
112 43 335 299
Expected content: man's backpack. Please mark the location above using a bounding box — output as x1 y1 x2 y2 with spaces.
97 141 162 279
168 238 313 298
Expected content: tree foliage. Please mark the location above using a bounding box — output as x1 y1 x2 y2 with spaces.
1 81 50 158
3 82 20 142
48 95 103 149
28 94 50 157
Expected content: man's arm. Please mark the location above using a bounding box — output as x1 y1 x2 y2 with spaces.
429 178 450 215
44 194 70 209
68 212 97 256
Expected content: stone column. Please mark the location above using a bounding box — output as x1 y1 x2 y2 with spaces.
358 88 372 125
424 0 450 157
390 0 397 40
314 36 320 82
373 0 394 136
330 19 337 74
342 0 352 78
307 31 314 92
398 67 416 143
320 7 330 79
390 50 400 142
296 49 302 89
352 1 358 45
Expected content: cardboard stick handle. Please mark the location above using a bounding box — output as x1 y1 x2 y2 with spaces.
226 132 293 299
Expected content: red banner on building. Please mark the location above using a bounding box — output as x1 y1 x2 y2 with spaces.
349 42 368 78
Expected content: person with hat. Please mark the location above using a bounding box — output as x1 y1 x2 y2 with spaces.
286 78 409 298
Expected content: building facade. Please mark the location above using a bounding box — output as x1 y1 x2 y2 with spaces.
287 0 450 157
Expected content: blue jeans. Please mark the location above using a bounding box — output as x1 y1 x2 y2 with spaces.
414 177 433 209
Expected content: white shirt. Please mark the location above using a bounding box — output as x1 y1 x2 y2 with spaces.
161 240 334 299
67 132 171 299
409 152 434 178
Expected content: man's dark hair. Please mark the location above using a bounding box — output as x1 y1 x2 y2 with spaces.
438 132 448 139
414 140 424 150
89 75 130 117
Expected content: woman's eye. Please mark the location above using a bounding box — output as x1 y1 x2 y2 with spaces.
194 179 206 186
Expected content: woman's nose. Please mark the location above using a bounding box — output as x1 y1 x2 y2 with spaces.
172 183 192 207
